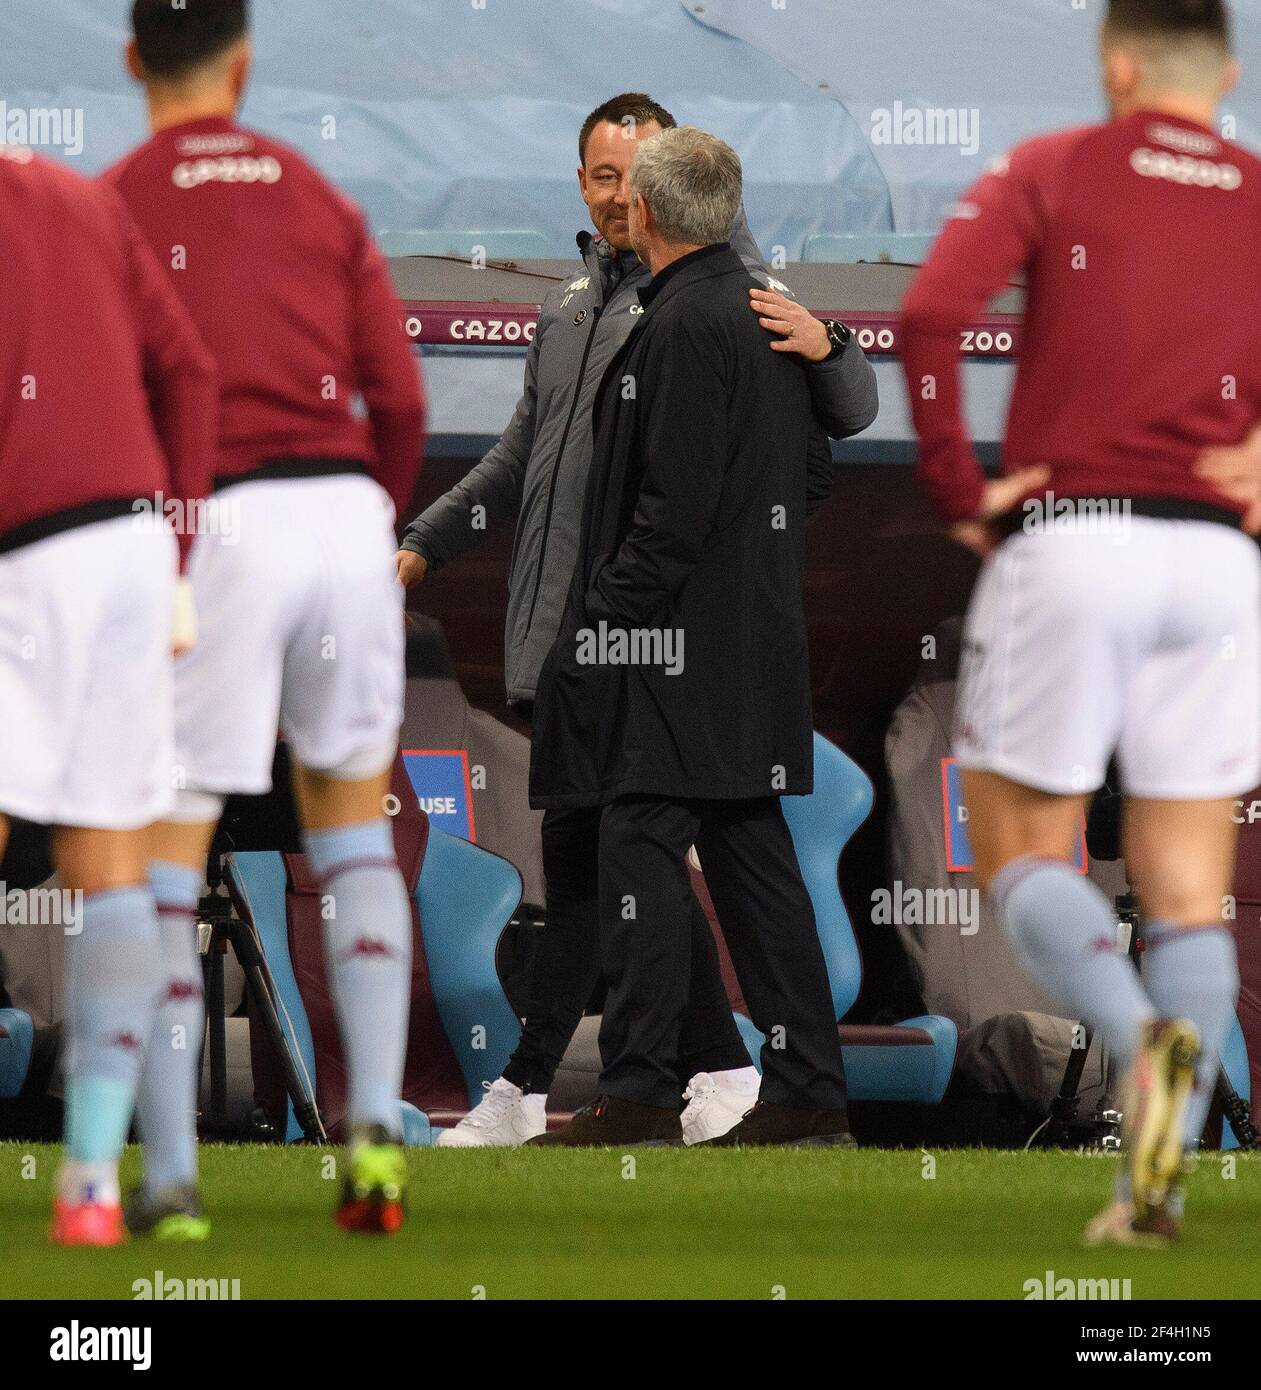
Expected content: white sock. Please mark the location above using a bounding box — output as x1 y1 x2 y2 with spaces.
57 1159 120 1207
711 1066 760 1092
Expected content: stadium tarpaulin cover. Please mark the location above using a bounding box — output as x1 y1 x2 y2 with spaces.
8 0 1261 256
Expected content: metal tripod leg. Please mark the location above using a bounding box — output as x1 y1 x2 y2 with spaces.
1214 1069 1261 1150
204 932 227 1122
197 863 325 1145
1056 1027 1093 1111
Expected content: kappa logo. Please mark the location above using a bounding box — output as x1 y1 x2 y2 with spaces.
347 938 394 960
561 275 591 309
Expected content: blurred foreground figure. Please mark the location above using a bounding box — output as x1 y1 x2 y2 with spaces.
901 0 1260 1245
0 144 216 1246
111 0 425 1236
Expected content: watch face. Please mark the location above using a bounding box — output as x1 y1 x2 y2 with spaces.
827 320 850 350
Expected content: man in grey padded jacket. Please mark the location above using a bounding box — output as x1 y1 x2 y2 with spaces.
397 93 878 1149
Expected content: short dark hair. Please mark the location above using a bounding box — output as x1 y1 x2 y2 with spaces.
579 93 677 165
132 0 249 80
1106 0 1231 47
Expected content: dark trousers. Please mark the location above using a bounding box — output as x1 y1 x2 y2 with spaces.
597 795 848 1111
502 804 749 1095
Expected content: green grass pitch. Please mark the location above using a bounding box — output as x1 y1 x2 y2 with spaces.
2 1142 1259 1300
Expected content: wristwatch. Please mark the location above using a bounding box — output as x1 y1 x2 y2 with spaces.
820 319 852 360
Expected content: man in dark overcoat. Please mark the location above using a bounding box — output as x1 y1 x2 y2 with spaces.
530 126 851 1147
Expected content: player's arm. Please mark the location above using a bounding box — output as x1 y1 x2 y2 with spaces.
397 327 540 585
899 148 1051 533
349 216 427 520
123 205 218 561
748 285 879 439
586 321 726 630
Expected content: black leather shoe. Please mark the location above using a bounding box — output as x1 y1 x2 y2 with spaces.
702 1100 855 1148
527 1095 683 1147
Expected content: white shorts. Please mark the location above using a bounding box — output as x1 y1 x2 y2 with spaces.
0 516 176 829
954 518 1261 799
175 474 404 795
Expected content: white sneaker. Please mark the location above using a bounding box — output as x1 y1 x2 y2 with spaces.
680 1072 760 1146
436 1078 547 1148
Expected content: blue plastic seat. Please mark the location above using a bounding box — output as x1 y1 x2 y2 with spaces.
1219 1011 1253 1151
227 825 522 1143
0 1007 34 1100
736 733 957 1104
802 232 935 265
416 827 523 1107
377 229 552 260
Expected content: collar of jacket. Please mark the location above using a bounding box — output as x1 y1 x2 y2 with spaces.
636 241 735 311
577 230 643 284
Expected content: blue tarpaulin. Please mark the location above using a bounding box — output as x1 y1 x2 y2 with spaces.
5 0 1256 441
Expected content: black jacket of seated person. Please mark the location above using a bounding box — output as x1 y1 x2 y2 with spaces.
529 242 814 809
528 243 847 1117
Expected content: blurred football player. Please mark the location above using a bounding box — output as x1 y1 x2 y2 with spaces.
901 0 1259 1244
0 145 216 1246
109 0 425 1236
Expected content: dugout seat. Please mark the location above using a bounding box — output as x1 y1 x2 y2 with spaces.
725 733 957 1104
227 753 523 1145
416 825 524 1106
1225 797 1261 1137
801 231 934 265
377 228 552 261
0 1007 33 1100
1219 1013 1252 1151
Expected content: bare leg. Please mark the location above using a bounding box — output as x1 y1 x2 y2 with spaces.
291 764 392 830
1122 798 1237 926
962 767 1152 1066
961 768 1087 889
